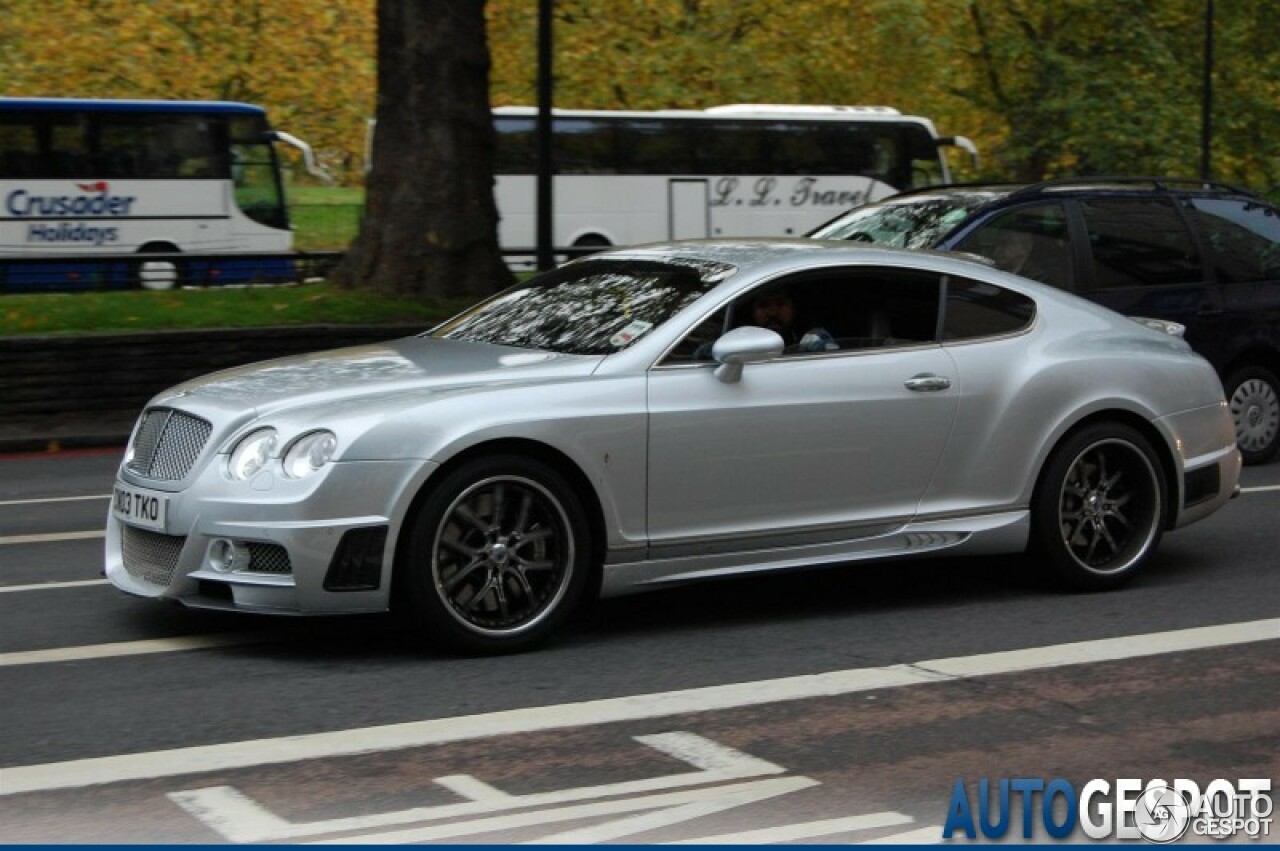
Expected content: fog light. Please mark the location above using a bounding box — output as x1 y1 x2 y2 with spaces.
208 538 250 573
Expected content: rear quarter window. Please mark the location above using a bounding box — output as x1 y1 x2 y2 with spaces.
942 276 1036 341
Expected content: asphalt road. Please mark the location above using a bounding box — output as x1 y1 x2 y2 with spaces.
1 449 1277 843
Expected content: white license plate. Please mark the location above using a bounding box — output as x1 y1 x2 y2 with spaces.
112 484 168 532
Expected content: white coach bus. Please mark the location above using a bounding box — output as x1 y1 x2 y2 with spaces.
367 104 977 264
0 97 327 290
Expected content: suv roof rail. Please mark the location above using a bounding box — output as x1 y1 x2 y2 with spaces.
1006 176 1257 201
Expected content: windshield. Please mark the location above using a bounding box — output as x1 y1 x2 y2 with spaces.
430 258 735 355
807 191 1004 248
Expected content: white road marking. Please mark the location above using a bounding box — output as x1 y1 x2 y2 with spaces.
1240 484 1280 493
4 618 1276 797
667 812 916 844
0 530 104 545
316 777 820 845
0 635 260 668
0 494 109 507
0 579 108 594
167 733 788 843
636 731 784 775
433 774 515 802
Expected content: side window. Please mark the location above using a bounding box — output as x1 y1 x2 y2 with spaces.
555 119 617 174
494 117 535 174
1188 198 1280 283
1078 198 1202 289
942 275 1036 341
662 307 729 364
670 267 941 359
0 116 41 178
953 203 1074 290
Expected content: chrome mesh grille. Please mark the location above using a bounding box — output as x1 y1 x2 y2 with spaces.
247 543 293 575
121 526 186 587
126 409 212 481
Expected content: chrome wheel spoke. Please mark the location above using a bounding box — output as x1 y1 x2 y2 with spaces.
507 566 536 602
442 556 487 593
454 504 490 535
514 527 553 549
465 574 499 612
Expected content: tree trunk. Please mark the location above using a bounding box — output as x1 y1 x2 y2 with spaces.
332 0 513 298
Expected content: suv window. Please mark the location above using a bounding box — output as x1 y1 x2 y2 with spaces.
953 203 1073 290
1187 198 1280 283
1079 198 1203 289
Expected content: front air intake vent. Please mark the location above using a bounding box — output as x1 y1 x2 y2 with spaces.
122 526 186 587
126 409 212 481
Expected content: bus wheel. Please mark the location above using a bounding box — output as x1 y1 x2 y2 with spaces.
135 243 182 290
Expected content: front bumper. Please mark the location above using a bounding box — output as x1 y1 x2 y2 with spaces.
105 457 435 614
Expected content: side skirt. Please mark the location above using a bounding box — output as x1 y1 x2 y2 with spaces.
599 510 1030 597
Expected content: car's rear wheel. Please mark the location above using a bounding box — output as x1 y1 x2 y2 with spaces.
1226 365 1280 465
401 455 590 653
1030 423 1165 590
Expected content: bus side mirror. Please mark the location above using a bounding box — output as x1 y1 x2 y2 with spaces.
937 135 980 170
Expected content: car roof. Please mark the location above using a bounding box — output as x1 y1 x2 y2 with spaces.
591 237 984 272
888 176 1263 205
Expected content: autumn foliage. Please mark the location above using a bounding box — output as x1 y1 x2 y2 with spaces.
2 0 1277 192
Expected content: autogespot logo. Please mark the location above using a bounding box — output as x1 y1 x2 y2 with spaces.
943 777 1272 842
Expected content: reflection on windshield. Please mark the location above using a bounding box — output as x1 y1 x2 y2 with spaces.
430 258 734 355
809 193 998 248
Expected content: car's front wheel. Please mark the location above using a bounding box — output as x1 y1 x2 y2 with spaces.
401 455 591 653
1030 423 1166 590
1226 365 1280 465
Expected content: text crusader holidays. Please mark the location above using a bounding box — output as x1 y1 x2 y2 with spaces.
943 777 1272 843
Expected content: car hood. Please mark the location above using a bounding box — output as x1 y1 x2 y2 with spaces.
151 335 604 420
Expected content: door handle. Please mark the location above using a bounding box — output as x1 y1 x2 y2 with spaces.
904 374 952 392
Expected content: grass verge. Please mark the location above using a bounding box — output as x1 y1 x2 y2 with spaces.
0 281 465 337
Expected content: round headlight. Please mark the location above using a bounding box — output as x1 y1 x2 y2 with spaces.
227 428 278 481
282 430 337 479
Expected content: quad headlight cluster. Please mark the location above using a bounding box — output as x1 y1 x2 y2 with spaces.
227 428 337 480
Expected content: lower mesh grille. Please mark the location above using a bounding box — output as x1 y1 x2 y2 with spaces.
122 526 186 587
247 543 292 575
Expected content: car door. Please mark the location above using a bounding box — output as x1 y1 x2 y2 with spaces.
645 266 959 558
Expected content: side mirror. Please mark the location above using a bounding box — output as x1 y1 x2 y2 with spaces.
711 326 785 383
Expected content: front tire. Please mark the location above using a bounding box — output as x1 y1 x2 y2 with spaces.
1226 365 1280 465
1030 423 1166 591
401 455 591 653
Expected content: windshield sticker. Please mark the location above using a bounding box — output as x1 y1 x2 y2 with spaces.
609 320 654 348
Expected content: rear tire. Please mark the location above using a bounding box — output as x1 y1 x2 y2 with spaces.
134 243 182 290
1030 423 1166 591
1226 365 1280 465
400 454 591 653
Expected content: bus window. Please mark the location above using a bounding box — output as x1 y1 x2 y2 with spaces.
495 116 535 174
47 112 91 178
0 116 40 177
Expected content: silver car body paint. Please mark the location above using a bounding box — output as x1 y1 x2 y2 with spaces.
105 240 1241 614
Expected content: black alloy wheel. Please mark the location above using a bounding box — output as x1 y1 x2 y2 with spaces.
402 455 590 652
1031 423 1166 591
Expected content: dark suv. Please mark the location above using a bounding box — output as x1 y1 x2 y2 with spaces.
809 178 1280 464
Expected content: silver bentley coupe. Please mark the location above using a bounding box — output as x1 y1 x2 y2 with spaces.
107 241 1241 651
